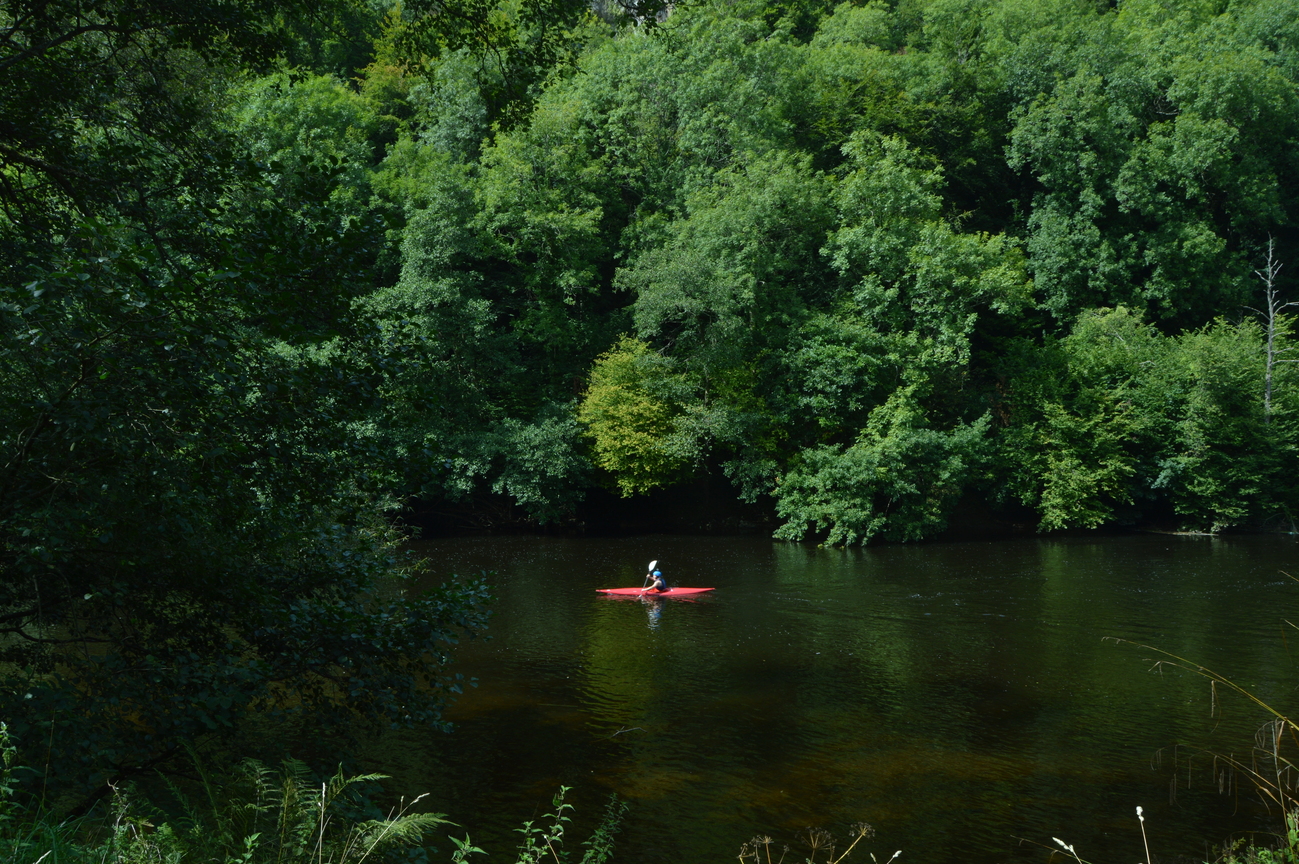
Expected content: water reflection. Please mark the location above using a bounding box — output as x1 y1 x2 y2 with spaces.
374 534 1299 864
641 596 663 630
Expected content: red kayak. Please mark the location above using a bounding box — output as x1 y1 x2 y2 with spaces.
596 587 715 597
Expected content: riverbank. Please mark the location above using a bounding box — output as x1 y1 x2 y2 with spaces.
402 480 1298 543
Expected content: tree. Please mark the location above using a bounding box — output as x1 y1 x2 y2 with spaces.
993 305 1299 533
1003 0 1299 327
0 0 490 802
1247 237 1298 424
772 389 990 545
577 337 691 495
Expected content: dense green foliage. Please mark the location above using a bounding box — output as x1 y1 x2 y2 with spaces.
6 0 1299 811
0 0 493 802
364 0 1299 542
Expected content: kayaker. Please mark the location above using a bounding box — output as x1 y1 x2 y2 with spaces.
645 560 668 593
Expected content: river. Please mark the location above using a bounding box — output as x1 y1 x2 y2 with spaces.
366 533 1299 863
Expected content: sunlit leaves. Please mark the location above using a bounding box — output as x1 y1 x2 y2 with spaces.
624 150 834 364
996 306 1299 532
577 337 689 495
773 389 990 544
1004 1 1299 324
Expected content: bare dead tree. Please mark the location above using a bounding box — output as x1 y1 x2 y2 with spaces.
1246 237 1299 423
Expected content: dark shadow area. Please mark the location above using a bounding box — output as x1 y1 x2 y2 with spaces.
400 474 1293 543
402 472 777 538
404 480 1059 541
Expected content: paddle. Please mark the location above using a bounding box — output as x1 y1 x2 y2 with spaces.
641 560 658 595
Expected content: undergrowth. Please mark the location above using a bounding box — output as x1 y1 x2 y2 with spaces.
0 726 625 864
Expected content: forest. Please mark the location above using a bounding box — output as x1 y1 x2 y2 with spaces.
4 0 1299 851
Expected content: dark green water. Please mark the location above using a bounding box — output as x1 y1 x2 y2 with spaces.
373 534 1299 863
